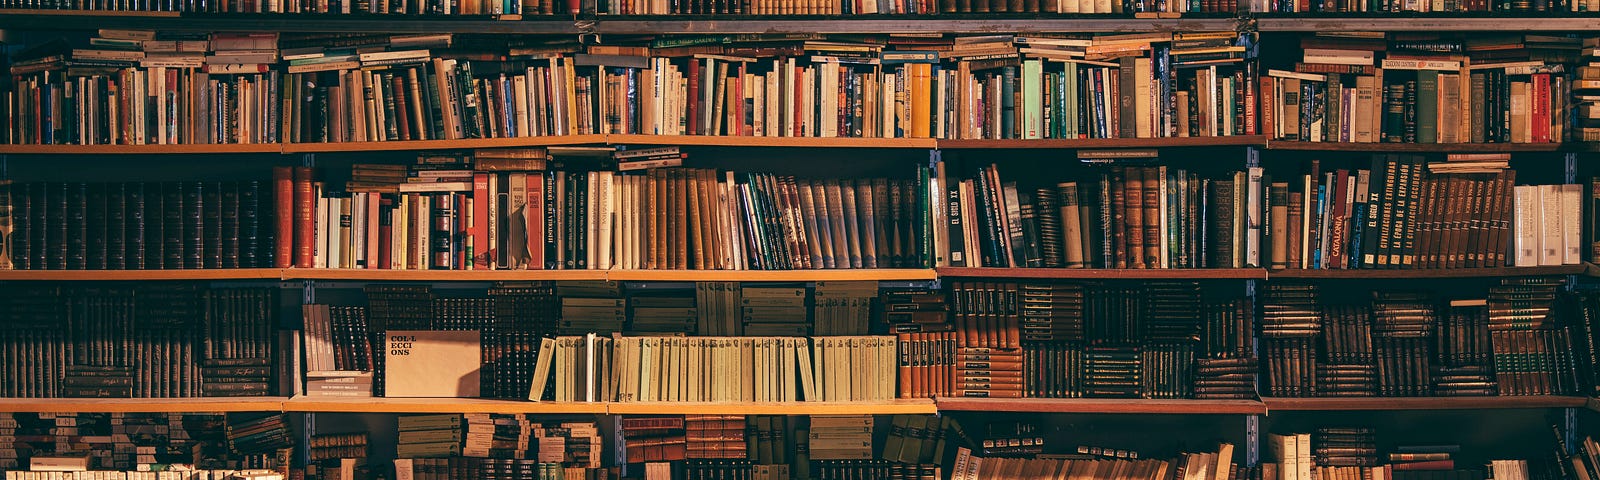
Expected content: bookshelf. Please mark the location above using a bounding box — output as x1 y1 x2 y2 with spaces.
1260 396 1590 411
934 397 1268 415
1268 265 1592 279
1262 141 1567 153
935 267 1270 279
604 400 938 415
0 397 291 413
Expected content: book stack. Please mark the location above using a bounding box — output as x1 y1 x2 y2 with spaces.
1317 304 1378 397
1194 296 1257 399
397 415 465 458
461 414 535 459
621 416 687 464
301 304 376 397
1577 41 1600 142
950 281 1022 398
695 282 742 336
952 443 1242 480
1372 292 1435 397
808 416 873 461
1314 428 1378 467
307 433 368 462
1020 281 1085 399
747 416 797 471
1194 357 1259 399
977 421 1045 457
949 164 1261 270
224 413 293 456
685 415 746 460
627 291 697 334
1392 445 1460 471
1432 300 1496 396
533 421 603 470
1261 283 1321 397
742 287 809 336
558 281 626 335
1265 33 1572 144
3 180 272 271
812 281 877 336
881 287 950 334
1489 277 1578 395
397 458 570 480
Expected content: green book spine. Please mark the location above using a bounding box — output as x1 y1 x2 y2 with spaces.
1415 70 1438 144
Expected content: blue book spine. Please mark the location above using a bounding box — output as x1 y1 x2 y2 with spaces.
1313 183 1327 269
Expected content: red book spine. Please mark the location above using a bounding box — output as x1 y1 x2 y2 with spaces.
378 195 394 269
527 172 546 270
366 192 381 269
272 166 294 268
292 166 315 268
687 60 702 136
1260 76 1276 139
1532 73 1551 143
472 172 492 269
392 75 412 142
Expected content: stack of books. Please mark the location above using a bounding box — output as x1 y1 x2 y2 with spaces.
808 416 874 461
685 415 746 460
621 416 687 464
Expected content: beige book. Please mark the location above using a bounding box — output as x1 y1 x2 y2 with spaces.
527 337 557 401
384 330 481 398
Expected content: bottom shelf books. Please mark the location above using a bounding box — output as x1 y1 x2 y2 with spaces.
0 412 288 478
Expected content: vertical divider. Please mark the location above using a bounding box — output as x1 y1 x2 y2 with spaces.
1245 414 1261 467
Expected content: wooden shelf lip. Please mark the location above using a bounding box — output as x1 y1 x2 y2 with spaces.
593 17 1240 34
605 400 937 415
1264 141 1562 152
608 134 936 148
1256 16 1600 31
0 397 289 413
284 397 610 414
0 269 284 281
935 397 1266 414
1268 265 1588 279
0 11 581 33
281 268 611 281
1263 396 1588 411
283 135 608 153
938 136 1265 149
604 269 937 281
936 267 1268 279
0 143 283 154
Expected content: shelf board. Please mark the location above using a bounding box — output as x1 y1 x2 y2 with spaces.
0 143 283 154
0 11 581 33
1256 15 1600 31
1265 141 1562 152
935 397 1266 414
1263 396 1588 411
936 267 1267 279
281 268 611 281
607 134 936 148
283 135 607 153
605 400 937 415
0 269 284 281
604 268 937 282
0 397 288 413
938 136 1265 149
1269 265 1587 279
594 16 1241 34
284 397 609 414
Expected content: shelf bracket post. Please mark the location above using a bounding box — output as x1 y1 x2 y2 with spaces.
1245 146 1260 169
1245 414 1260 466
1566 407 1579 456
302 280 315 305
1567 153 1578 185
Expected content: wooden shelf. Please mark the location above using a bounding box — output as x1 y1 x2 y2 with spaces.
936 267 1267 280
935 397 1266 414
284 135 609 153
606 400 936 415
1265 141 1562 152
0 143 283 154
594 16 1241 34
284 397 609 414
938 136 1265 149
1255 15 1600 31
1269 265 1588 279
1263 396 1588 411
0 269 285 281
0 397 289 413
608 134 936 148
0 11 581 33
281 268 611 281
604 268 936 282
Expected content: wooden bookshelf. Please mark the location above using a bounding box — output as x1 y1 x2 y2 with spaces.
284 397 610 414
1254 15 1600 32
604 268 937 281
935 397 1266 414
936 267 1268 280
937 136 1266 149
1262 396 1589 411
592 16 1242 34
0 11 581 34
284 135 609 153
0 143 283 155
0 397 289 413
606 400 937 415
1265 141 1563 152
1269 265 1588 279
281 268 612 281
0 269 285 281
608 134 937 148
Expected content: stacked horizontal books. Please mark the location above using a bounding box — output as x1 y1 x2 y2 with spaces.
533 421 603 471
621 416 687 464
685 415 746 460
808 416 873 461
301 304 376 398
0 413 284 479
627 290 697 334
1372 292 1435 397
535 334 898 402
1576 41 1600 142
947 162 1265 269
1261 283 1320 397
1249 0 1570 12
1314 427 1378 467
951 442 1241 480
1317 304 1377 397
224 413 293 457
812 281 877 336
3 179 271 270
1264 33 1574 143
1432 300 1496 396
1195 295 1257 399
741 287 809 336
1488 277 1579 395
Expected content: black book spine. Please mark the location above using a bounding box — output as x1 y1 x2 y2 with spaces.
45 182 66 270
13 182 30 270
185 181 204 269
66 183 86 270
240 180 262 268
129 183 150 270
107 183 127 270
162 182 183 269
431 193 456 270
87 183 108 270
205 181 223 269
222 182 241 269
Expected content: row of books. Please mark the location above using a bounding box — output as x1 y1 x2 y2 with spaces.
1263 33 1580 144
950 443 1243 480
0 412 266 473
529 334 900 403
0 0 560 13
0 0 1576 14
0 286 279 398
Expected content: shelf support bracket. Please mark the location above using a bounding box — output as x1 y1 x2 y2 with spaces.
1245 414 1260 466
1566 407 1579 456
1567 153 1578 185
1245 146 1260 168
